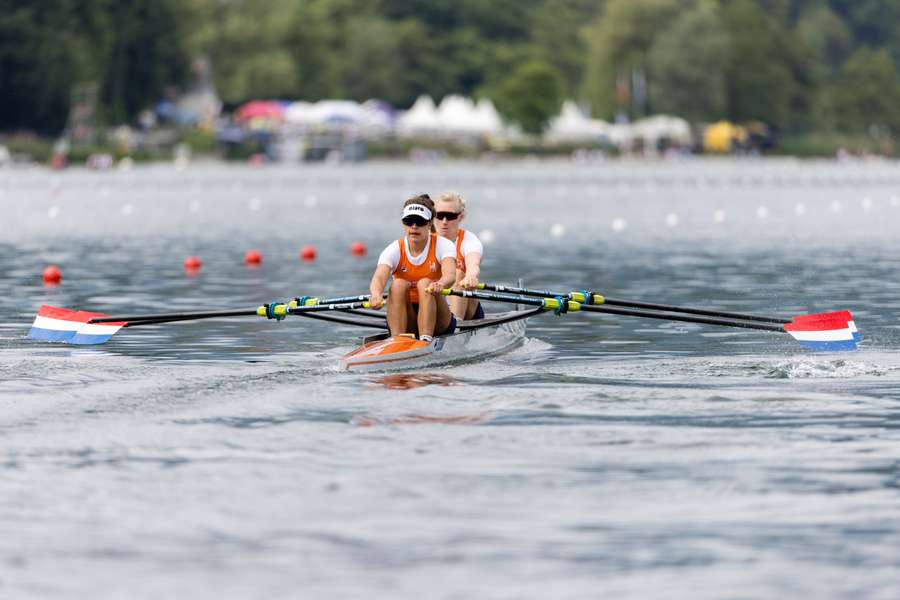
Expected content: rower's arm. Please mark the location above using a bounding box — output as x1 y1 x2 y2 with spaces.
369 264 392 309
461 252 481 287
437 256 457 289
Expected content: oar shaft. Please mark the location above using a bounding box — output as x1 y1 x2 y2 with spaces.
92 308 258 323
91 300 372 325
479 283 788 324
578 304 786 332
600 298 787 324
449 289 786 333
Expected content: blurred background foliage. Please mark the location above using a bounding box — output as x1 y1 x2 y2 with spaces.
3 0 900 137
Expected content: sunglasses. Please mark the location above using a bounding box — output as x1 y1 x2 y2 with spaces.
434 211 460 221
402 216 430 227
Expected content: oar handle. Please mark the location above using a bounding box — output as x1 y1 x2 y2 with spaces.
288 300 370 313
443 289 580 312
293 293 386 307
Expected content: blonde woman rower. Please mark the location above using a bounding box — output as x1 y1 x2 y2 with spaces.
433 192 484 320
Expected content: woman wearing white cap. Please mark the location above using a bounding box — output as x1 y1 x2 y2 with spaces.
368 194 457 341
433 191 484 320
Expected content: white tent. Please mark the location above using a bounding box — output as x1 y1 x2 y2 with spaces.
437 95 478 134
473 98 504 136
283 99 394 138
361 99 394 134
284 101 316 125
631 115 692 147
544 101 611 143
397 95 505 138
435 95 505 136
396 95 441 137
310 100 366 124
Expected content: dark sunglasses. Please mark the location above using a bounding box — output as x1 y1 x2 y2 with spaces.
434 211 460 221
402 215 430 227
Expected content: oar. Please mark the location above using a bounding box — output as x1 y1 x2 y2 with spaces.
27 299 372 345
446 289 859 351
478 283 787 324
291 293 387 319
102 293 380 323
292 293 385 307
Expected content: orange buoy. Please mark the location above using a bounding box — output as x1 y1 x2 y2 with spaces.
244 249 262 265
183 256 202 270
300 245 317 261
42 265 62 285
350 241 367 256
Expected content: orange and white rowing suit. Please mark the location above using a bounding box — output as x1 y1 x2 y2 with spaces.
454 228 483 273
378 233 456 303
452 228 485 320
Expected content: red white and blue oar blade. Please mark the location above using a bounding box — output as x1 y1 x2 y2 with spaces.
28 305 126 345
784 311 859 351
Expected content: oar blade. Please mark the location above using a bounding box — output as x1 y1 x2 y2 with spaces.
69 312 127 344
784 311 859 351
28 305 126 345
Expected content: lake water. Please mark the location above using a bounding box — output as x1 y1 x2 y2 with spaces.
2 158 900 599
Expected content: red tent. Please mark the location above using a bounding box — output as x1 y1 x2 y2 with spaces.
235 100 284 122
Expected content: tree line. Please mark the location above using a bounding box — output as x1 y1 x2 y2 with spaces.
3 0 900 137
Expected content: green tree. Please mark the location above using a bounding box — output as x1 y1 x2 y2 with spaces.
789 5 850 131
187 0 306 103
831 0 900 47
101 0 190 122
720 0 792 127
282 0 345 101
338 17 404 103
830 0 900 68
389 19 460 107
491 60 564 134
646 1 729 122
0 0 100 132
795 4 852 72
528 0 602 98
582 0 685 119
831 48 900 134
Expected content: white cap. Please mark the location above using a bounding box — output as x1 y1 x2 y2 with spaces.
401 203 432 220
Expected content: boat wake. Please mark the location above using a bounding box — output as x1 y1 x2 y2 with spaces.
765 357 895 379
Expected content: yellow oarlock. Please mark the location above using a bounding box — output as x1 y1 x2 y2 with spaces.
541 298 582 312
256 303 290 318
569 291 605 305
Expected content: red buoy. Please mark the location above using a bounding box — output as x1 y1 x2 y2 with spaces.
244 249 262 265
42 265 62 285
350 241 367 256
183 256 202 270
300 245 317 261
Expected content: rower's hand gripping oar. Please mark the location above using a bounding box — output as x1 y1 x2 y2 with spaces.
445 289 860 351
27 298 373 345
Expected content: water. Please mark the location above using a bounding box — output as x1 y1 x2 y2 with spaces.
2 159 900 599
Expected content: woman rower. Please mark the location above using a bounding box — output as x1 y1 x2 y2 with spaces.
433 191 484 320
368 194 458 341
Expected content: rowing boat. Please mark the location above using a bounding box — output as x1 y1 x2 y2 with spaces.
340 308 538 372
